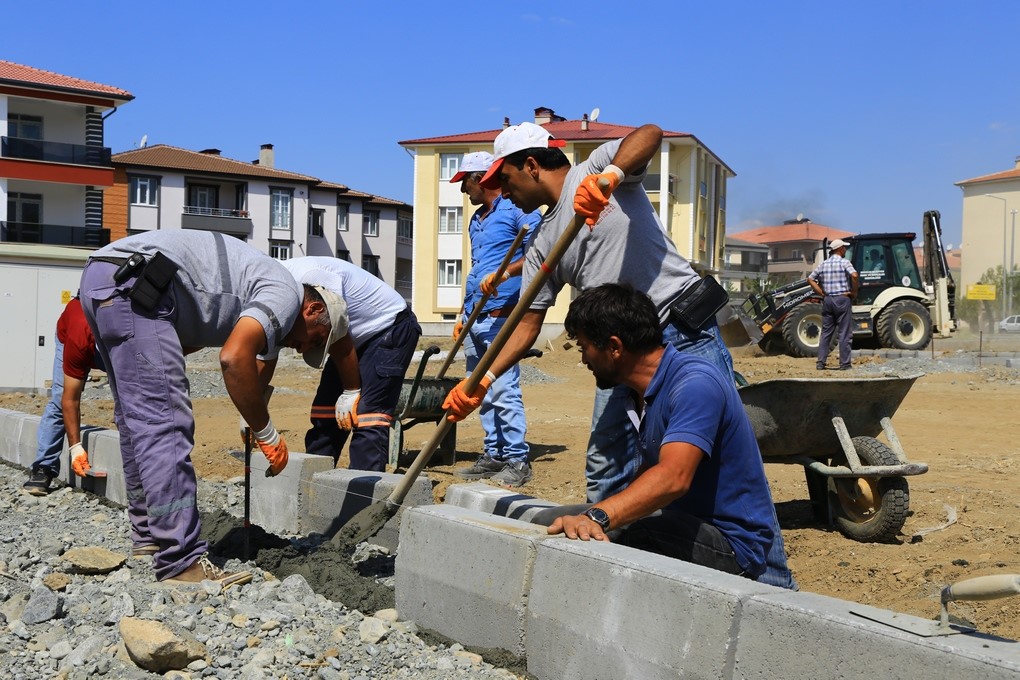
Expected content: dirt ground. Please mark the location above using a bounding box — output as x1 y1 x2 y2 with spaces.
5 331 1020 640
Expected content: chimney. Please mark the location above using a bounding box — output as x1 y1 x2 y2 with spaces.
503 117 511 129
199 148 221 156
1015 155 1020 170
532 107 564 125
581 113 589 132
259 143 275 169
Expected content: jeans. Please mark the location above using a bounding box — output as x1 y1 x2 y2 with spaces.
463 315 529 463
33 334 66 476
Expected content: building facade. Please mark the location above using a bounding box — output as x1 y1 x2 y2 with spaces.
956 158 1020 320
105 144 414 301
728 219 856 285
1 60 133 248
398 107 734 326
721 236 770 300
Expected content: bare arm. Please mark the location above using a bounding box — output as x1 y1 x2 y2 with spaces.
850 271 860 299
807 277 825 297
220 317 273 431
328 333 361 390
612 124 663 175
61 375 87 447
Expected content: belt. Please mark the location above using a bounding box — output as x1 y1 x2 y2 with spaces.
827 292 853 297
487 306 513 318
89 255 129 266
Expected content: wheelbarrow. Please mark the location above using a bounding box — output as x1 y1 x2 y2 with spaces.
739 373 928 542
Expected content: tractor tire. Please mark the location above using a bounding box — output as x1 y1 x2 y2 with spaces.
827 436 909 542
781 302 833 358
876 300 932 351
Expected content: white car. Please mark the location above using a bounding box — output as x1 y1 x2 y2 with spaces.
1000 315 1020 333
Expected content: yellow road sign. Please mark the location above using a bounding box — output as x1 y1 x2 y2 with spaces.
967 284 997 301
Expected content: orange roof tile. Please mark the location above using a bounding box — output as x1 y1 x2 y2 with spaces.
955 167 1020 186
0 60 133 100
728 222 856 244
113 145 320 182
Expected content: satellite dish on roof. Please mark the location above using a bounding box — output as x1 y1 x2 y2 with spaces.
139 134 148 148
796 212 804 221
589 107 600 122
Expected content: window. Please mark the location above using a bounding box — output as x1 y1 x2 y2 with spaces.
269 241 291 261
337 249 350 262
438 259 462 286
270 188 293 229
362 255 380 276
130 176 159 206
309 209 325 237
7 114 43 140
188 185 218 214
398 214 413 241
791 249 801 259
439 207 463 234
364 210 380 237
337 203 349 231
440 154 461 181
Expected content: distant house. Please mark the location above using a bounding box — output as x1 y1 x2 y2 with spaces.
728 218 856 285
398 106 734 329
104 144 414 302
721 236 770 299
1 60 133 248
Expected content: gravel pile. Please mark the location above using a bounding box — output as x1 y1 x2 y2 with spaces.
0 468 523 679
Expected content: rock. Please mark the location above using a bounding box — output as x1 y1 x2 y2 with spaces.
60 633 108 670
49 639 72 660
43 573 72 591
373 608 398 624
61 547 126 574
22 585 62 624
9 618 30 639
105 591 135 626
358 617 388 644
119 616 207 673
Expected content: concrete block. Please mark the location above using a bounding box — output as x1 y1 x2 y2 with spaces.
527 538 775 680
249 451 334 535
395 505 552 657
444 482 559 522
734 590 1020 679
0 408 24 465
16 414 40 469
80 429 125 504
301 468 433 550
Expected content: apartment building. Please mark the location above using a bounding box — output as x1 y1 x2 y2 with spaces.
1 60 133 248
721 236 770 299
104 144 414 301
728 219 856 285
398 107 734 327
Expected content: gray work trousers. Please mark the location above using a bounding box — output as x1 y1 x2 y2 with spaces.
818 294 853 368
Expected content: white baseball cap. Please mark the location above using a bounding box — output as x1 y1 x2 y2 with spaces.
479 122 566 189
449 151 494 183
829 238 850 250
302 285 349 369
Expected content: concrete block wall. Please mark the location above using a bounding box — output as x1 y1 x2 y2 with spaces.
401 486 1020 680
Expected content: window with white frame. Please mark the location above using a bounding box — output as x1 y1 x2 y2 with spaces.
364 210 380 237
270 188 293 229
362 255 380 276
269 241 291 261
7 114 43 140
397 214 413 241
439 154 460 182
438 259 462 286
439 207 463 233
130 176 159 206
337 203 349 231
309 208 325 237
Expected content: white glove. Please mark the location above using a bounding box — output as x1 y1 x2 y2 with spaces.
335 389 361 431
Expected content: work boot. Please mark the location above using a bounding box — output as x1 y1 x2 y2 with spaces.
22 468 54 496
455 456 507 480
161 554 252 589
491 461 533 488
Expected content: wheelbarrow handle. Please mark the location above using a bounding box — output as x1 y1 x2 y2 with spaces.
399 345 441 420
437 224 530 380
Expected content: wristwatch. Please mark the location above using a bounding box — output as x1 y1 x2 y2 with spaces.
584 507 611 532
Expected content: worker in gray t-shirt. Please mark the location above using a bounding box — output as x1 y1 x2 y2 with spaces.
79 230 345 588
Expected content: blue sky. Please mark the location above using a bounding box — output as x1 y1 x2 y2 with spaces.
7 1 1019 247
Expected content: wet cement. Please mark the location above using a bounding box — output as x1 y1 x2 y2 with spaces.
199 510 395 613
417 627 534 680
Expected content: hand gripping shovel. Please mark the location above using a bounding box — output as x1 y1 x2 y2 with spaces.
330 185 606 552
435 224 529 380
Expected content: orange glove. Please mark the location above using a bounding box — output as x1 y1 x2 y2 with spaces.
253 421 289 476
335 389 360 431
480 271 509 296
452 318 464 341
443 372 494 422
573 165 625 227
70 443 91 477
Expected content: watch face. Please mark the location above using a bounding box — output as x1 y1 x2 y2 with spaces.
586 507 610 530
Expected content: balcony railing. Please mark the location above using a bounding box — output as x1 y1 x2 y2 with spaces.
1 221 110 247
1 137 112 167
183 206 249 218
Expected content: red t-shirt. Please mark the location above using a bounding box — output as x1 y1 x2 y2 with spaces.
56 298 97 380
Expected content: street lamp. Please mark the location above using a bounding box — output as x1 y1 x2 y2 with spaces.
984 194 1008 321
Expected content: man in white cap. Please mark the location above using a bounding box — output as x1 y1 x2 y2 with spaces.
449 152 542 487
442 121 797 590
281 257 421 471
807 238 859 370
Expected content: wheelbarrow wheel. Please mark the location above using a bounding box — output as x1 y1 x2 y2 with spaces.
827 436 909 542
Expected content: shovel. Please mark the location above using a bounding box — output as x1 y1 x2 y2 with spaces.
330 185 606 552
435 224 529 380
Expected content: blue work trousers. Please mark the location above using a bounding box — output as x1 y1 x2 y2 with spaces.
33 334 66 476
80 261 206 580
462 314 529 464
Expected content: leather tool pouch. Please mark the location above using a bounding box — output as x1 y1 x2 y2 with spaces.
668 276 730 332
129 251 179 312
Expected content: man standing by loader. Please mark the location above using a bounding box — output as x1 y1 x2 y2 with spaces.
807 238 859 370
